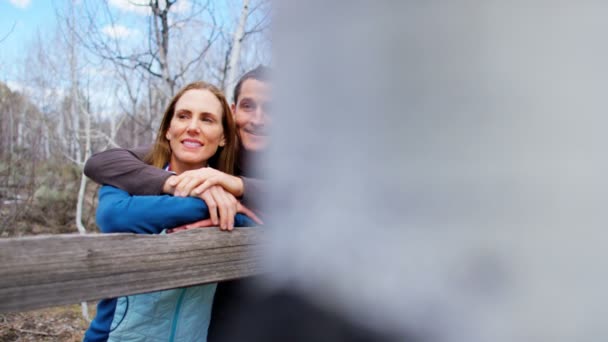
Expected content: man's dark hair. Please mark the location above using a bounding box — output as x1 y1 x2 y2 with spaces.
232 65 270 104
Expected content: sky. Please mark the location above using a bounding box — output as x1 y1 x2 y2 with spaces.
0 0 56 78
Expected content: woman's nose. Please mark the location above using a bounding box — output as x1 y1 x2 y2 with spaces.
187 118 201 132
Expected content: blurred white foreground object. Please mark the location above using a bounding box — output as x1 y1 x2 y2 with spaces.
268 2 608 341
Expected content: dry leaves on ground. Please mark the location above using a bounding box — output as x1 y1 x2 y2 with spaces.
0 304 94 342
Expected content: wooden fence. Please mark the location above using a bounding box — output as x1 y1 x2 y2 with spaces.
0 228 264 313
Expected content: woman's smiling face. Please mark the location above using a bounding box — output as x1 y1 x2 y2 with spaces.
165 89 226 174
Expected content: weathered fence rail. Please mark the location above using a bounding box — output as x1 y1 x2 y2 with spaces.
0 228 264 313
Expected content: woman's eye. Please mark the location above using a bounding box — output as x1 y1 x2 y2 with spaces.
177 113 189 119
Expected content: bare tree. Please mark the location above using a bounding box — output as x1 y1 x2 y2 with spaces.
76 1 217 102
205 0 271 97
225 0 250 102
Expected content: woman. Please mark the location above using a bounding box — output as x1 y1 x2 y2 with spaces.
84 82 257 342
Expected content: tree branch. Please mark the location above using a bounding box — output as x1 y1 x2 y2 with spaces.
0 21 16 44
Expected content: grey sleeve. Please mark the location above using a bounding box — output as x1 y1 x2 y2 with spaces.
84 146 172 195
240 176 268 215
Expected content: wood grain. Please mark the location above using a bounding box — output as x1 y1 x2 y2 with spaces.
0 228 265 313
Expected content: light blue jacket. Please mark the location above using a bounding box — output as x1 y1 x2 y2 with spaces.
107 282 217 342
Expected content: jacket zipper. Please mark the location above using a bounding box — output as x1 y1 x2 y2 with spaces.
169 288 187 342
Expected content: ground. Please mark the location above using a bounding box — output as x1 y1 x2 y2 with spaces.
0 304 94 342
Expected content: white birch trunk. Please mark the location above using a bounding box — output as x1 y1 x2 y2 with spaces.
225 0 250 103
151 2 173 102
68 0 88 321
70 52 81 162
16 108 25 148
75 102 91 322
43 125 50 159
8 106 14 155
75 170 89 324
57 107 66 150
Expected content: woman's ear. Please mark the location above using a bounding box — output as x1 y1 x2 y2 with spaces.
165 131 171 140
219 135 226 147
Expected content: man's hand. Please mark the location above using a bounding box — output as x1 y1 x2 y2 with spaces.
162 175 179 195
164 168 244 198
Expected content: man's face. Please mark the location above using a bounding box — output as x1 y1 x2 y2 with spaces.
232 78 271 152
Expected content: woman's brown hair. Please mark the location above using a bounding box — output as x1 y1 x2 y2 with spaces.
145 82 238 175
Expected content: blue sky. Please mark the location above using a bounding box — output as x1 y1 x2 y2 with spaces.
0 0 56 79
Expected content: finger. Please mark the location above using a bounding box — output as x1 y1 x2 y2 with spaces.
213 186 235 230
185 219 214 229
180 177 204 197
176 175 203 197
174 174 191 197
192 179 216 196
176 169 213 197
237 203 264 225
201 191 219 226
168 223 188 232
224 190 238 231
226 193 237 231
211 186 230 230
167 174 181 187
167 226 186 234
169 174 184 195
218 187 237 231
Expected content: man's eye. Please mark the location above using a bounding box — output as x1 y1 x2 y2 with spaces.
241 102 254 110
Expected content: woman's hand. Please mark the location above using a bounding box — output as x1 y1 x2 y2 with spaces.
164 167 244 198
200 185 238 230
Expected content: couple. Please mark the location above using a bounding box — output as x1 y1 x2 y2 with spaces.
83 66 270 342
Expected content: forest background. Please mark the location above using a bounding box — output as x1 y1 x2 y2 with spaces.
0 0 270 339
